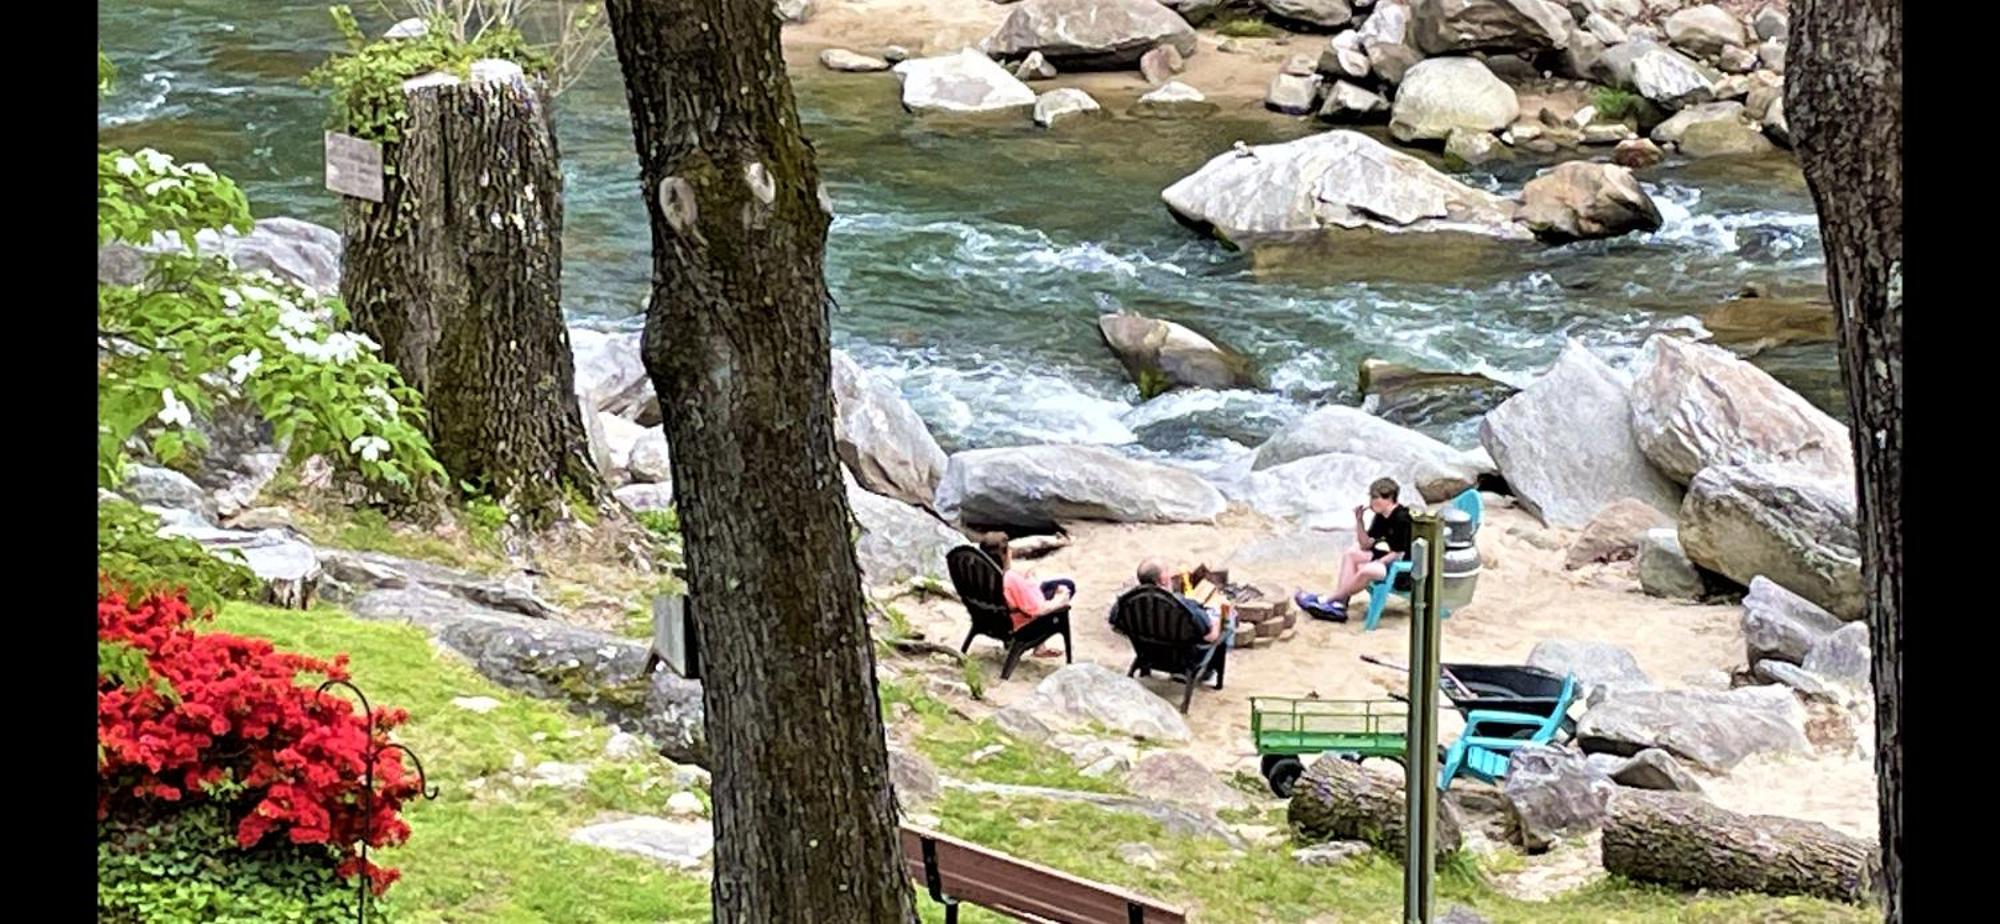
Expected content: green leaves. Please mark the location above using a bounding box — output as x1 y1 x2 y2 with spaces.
97 143 446 498
98 499 260 613
306 6 551 144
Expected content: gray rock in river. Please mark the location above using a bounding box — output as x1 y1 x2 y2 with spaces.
1131 81 1217 118
570 327 658 424
1519 161 1663 242
1033 87 1101 126
1161 129 1528 248
984 0 1199 68
1097 312 1258 397
934 444 1227 529
1663 4 1750 59
1358 359 1517 430
891 50 1038 114
1600 41 1720 110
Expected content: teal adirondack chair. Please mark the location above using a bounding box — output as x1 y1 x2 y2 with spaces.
1362 489 1483 632
1436 674 1577 790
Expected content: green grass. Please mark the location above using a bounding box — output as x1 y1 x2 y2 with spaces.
1592 86 1644 121
300 505 504 574
210 603 708 923
205 606 1874 924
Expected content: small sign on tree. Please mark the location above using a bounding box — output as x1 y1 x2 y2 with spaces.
324 131 384 203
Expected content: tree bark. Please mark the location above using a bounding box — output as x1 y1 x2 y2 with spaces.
1787 1 1901 919
1288 755 1463 857
1601 790 1877 904
602 2 917 921
340 71 599 521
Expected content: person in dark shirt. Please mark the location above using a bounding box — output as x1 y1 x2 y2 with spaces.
1129 559 1235 658
1296 477 1412 621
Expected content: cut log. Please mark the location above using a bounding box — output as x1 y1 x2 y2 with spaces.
1288 755 1462 857
1600 789 1876 903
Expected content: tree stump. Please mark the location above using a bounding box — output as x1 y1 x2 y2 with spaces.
1600 789 1877 903
340 62 598 519
1288 754 1462 857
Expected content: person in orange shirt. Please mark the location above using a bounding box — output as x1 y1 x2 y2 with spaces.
978 532 1074 658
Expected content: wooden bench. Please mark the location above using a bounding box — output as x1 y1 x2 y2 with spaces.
900 825 1188 923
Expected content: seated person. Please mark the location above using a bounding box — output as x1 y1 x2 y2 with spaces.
1296 477 1413 622
1133 559 1236 657
979 532 1074 658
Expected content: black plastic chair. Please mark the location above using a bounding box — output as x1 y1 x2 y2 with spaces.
944 545 1072 681
1109 585 1227 714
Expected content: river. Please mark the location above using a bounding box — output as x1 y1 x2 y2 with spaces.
98 1 1836 472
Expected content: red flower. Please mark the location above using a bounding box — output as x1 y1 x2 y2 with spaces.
97 582 418 892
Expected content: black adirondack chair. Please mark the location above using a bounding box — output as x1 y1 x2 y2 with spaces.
944 545 1072 681
1109 585 1227 714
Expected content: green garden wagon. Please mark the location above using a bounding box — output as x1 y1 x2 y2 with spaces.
1250 697 1411 797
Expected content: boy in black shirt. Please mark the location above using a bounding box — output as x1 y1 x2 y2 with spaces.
1296 477 1412 622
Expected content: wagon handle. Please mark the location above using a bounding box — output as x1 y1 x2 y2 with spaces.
1360 655 1473 700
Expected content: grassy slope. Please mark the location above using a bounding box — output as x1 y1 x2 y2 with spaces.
215 604 1869 924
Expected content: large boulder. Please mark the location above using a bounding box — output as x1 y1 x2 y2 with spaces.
570 328 658 423
100 218 345 294
160 523 322 609
847 474 967 587
1358 359 1518 430
934 445 1227 529
1564 497 1673 569
984 0 1199 68
1161 130 1528 247
1410 0 1574 55
316 548 561 620
1479 340 1682 528
353 587 707 764
1321 30 1371 78
1389 57 1520 142
1526 639 1651 697
1649 100 1746 145
892 50 1038 114
1575 685 1809 772
997 663 1193 741
1678 117 1777 157
1098 312 1258 396
122 465 218 523
1266 73 1324 116
1263 0 1355 29
1679 464 1862 619
831 350 949 510
1222 451 1427 530
1600 41 1719 109
1359 1 1421 83
1251 404 1493 502
1664 4 1750 58
1629 335 1853 484
1501 744 1615 850
1519 161 1663 242
1741 575 1845 667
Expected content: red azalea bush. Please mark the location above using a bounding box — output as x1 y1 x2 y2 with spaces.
96 583 419 894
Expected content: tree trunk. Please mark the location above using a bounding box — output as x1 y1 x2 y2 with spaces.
1288 755 1463 857
1601 790 1877 904
340 69 599 521
602 2 917 922
1787 2 1901 919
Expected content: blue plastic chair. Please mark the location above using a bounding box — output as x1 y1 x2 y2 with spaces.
1361 489 1483 632
1436 674 1576 790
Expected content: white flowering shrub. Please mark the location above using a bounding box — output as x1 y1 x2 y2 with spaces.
96 144 443 492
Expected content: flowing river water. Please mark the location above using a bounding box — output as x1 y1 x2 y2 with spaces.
99 1 1837 473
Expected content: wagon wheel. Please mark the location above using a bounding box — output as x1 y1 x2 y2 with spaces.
1265 757 1305 798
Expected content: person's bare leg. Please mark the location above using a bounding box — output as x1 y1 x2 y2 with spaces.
1334 562 1389 605
1333 548 1370 595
